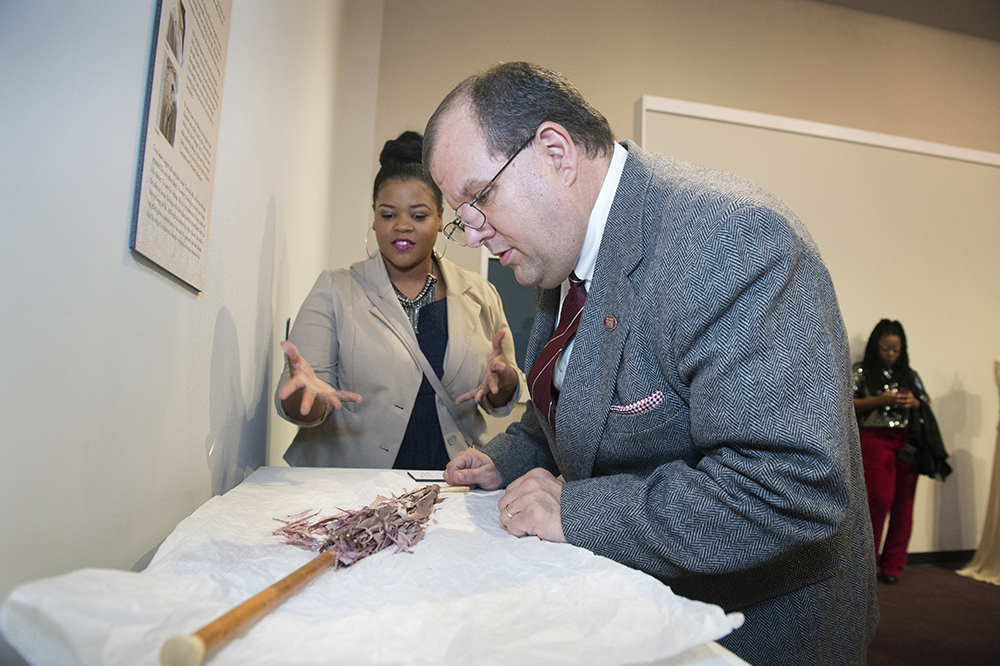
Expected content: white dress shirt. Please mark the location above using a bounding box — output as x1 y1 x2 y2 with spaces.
553 141 627 390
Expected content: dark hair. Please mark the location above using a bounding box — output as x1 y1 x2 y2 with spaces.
373 131 443 209
424 62 615 166
861 319 916 393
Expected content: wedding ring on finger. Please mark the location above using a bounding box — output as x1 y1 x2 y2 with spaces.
503 506 513 519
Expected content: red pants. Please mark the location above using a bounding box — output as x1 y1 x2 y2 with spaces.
860 427 919 576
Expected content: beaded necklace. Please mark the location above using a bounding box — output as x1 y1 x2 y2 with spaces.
394 273 437 333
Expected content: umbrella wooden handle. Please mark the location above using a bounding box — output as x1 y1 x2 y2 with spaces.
160 549 337 666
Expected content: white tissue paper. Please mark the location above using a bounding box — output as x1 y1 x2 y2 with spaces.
1 468 743 666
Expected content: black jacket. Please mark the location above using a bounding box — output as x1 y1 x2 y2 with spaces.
906 402 952 481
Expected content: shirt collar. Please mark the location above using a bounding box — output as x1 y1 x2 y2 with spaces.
573 141 627 287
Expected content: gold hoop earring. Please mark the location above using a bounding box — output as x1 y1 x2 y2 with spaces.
364 228 378 258
434 232 448 260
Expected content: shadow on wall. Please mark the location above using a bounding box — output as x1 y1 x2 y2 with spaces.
268 216 292 466
205 307 266 495
932 375 981 549
937 375 983 444
203 199 278 495
934 448 973 549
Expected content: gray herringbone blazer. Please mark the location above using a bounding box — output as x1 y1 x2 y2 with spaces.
485 143 878 665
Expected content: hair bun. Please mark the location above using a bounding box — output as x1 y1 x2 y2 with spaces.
380 131 424 167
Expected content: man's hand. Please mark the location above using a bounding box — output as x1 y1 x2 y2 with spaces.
498 468 566 543
278 340 362 420
444 448 504 490
455 330 519 408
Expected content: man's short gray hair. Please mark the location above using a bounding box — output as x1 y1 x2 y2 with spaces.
424 62 615 168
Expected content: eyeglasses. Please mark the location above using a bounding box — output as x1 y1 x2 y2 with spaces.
443 135 534 246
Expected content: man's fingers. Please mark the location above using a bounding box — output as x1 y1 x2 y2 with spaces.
444 450 480 485
451 466 480 486
498 470 565 542
451 462 496 489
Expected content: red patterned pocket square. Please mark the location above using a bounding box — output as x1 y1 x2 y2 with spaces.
610 390 664 415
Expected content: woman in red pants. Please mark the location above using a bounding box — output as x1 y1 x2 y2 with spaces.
853 319 929 585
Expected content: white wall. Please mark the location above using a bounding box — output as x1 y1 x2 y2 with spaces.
0 1 358 663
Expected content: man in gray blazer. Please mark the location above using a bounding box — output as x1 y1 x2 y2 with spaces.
425 62 877 665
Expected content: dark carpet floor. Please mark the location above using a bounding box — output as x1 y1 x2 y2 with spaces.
867 563 1000 665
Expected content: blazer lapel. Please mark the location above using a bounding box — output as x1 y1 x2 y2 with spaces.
353 255 416 348
437 255 478 387
556 145 649 481
354 254 479 392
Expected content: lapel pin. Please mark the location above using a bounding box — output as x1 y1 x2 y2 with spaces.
603 316 617 331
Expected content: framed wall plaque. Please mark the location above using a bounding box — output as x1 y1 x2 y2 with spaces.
131 0 232 292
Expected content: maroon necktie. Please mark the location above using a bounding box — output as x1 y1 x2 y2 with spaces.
527 272 587 432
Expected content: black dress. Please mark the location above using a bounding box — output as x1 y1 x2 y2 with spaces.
392 299 451 470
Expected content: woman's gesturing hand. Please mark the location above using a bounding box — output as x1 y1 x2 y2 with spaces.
278 340 362 421
455 330 519 407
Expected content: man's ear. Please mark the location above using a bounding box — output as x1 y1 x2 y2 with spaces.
535 121 578 187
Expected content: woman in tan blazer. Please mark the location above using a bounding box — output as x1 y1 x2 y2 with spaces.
276 132 522 468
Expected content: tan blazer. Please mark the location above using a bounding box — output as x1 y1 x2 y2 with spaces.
277 253 522 468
